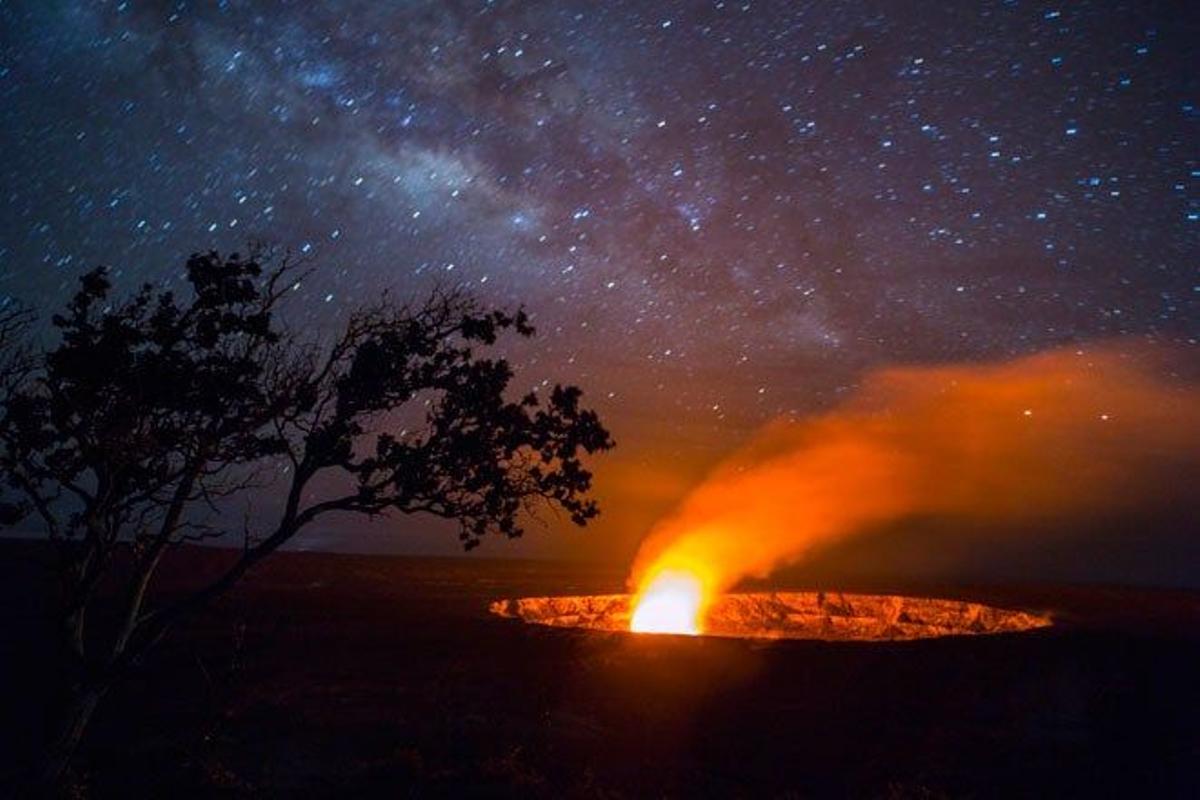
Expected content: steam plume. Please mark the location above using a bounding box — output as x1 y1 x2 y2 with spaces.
629 342 1200 594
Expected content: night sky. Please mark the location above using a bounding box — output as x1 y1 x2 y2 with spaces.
1 1 1196 561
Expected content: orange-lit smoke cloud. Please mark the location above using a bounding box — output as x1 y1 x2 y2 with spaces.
629 342 1200 595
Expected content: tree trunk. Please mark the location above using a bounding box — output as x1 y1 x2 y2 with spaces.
65 608 85 664
37 683 107 794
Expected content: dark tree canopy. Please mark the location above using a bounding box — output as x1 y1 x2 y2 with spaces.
0 249 613 786
292 280 613 549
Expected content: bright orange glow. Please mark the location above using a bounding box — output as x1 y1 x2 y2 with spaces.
626 343 1200 613
629 571 706 635
493 591 1053 640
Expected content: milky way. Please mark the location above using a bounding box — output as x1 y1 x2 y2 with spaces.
1 2 1196 557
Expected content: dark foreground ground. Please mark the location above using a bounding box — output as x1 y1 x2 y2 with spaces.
3 542 1199 798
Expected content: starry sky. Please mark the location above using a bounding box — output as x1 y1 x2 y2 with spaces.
1 1 1196 561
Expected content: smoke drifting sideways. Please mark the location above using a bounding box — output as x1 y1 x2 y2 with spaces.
629 342 1200 596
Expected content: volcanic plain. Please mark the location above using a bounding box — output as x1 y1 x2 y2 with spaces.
3 541 1199 798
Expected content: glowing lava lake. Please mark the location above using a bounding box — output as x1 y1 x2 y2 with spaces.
490 590 1053 641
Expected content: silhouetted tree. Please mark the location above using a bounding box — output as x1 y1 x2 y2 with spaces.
0 303 35 525
0 250 613 788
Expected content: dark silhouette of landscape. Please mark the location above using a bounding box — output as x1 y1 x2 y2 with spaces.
0 252 612 791
3 540 1199 797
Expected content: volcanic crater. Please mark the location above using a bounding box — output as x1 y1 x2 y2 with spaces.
490 591 1054 641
